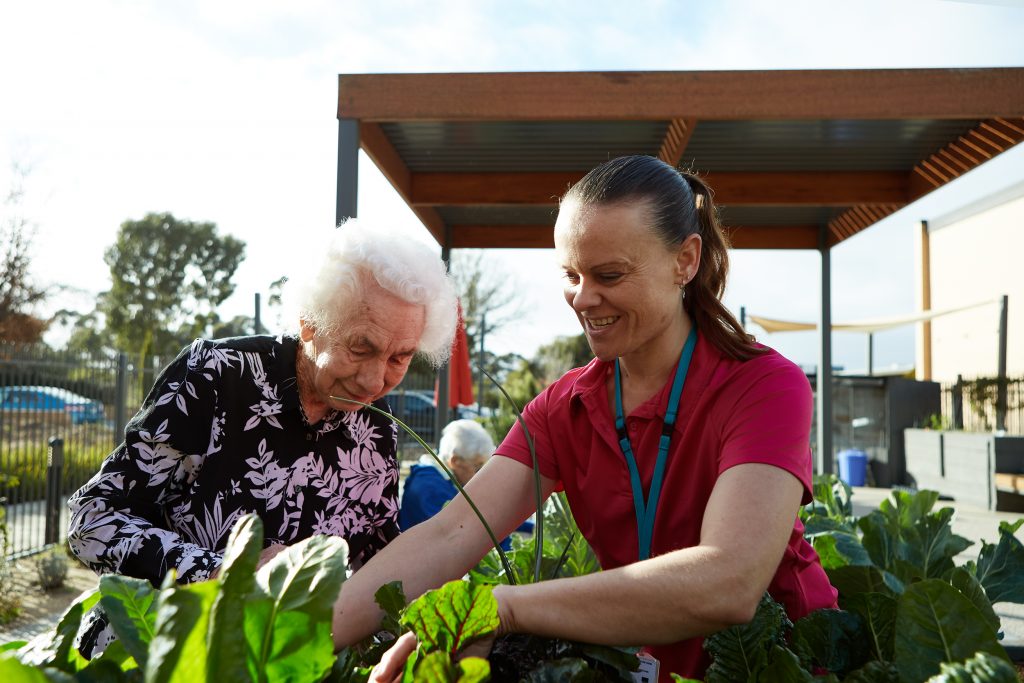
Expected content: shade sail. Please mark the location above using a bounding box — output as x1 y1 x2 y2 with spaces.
748 298 1001 334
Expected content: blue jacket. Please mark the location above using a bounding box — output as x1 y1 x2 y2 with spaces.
399 461 534 551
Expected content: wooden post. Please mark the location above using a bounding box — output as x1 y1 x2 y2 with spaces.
919 220 932 380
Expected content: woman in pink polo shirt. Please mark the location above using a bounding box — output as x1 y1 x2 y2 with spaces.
336 155 837 681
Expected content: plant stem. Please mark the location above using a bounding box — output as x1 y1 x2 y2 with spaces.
331 396 518 585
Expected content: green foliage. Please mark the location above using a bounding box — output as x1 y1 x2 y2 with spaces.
0 482 21 624
479 358 543 444
34 547 70 590
1 514 348 683
101 212 245 359
698 478 1022 682
703 593 792 683
533 333 593 384
924 651 1019 682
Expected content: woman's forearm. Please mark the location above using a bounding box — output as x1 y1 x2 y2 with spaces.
331 512 492 648
495 545 759 647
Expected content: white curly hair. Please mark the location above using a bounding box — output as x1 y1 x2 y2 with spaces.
439 419 495 461
286 219 458 367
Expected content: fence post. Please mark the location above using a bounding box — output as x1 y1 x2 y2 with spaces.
115 352 128 441
952 374 964 430
45 437 64 546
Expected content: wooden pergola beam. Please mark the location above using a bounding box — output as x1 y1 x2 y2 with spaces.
658 118 698 167
448 223 823 249
339 69 1024 121
908 117 1024 200
358 122 446 243
724 224 821 250
410 171 910 206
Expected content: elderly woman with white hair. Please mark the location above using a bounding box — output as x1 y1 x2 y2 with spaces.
400 419 535 548
67 219 457 657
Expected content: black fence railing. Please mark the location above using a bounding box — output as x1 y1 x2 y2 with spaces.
940 375 1024 434
0 342 442 558
0 343 155 558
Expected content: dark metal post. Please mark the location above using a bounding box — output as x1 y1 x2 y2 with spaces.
866 332 874 377
953 374 964 430
115 352 128 441
817 227 834 475
45 438 64 545
436 231 452 442
477 312 486 413
740 306 746 329
997 294 1008 431
336 119 359 226
254 292 262 334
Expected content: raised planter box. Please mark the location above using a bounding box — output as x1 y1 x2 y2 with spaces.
904 428 1024 512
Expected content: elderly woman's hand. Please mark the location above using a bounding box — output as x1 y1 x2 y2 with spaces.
256 543 289 569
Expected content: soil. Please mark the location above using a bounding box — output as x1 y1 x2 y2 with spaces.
488 633 632 682
0 555 98 643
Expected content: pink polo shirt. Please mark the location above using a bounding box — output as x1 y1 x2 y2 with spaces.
496 333 837 680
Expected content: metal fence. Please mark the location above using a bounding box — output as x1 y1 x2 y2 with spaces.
0 343 156 558
941 375 1024 434
0 341 442 559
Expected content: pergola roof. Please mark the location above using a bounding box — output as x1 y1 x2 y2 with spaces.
337 68 1024 250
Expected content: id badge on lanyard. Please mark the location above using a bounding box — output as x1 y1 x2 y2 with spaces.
614 327 697 561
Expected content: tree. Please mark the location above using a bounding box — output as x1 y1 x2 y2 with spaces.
449 250 523 352
0 162 49 343
101 212 245 359
533 333 593 384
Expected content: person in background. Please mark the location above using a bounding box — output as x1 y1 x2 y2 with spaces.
399 419 533 550
66 219 457 657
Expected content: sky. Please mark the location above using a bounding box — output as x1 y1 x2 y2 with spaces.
1 0 1023 373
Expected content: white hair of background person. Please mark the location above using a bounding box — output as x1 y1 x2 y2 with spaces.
283 218 458 367
439 419 495 462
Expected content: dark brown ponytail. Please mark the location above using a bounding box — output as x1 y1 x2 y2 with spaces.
562 155 764 361
679 171 764 360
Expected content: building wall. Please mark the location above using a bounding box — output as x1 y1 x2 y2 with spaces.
917 188 1024 383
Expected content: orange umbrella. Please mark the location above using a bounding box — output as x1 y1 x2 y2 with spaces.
436 302 475 408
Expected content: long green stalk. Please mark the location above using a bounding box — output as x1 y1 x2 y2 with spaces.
480 368 545 585
331 396 518 584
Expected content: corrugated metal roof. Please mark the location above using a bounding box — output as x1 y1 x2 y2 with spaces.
684 119 981 172
438 206 560 225
718 206 845 226
381 121 667 172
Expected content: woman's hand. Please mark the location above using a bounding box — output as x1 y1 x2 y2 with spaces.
368 584 513 682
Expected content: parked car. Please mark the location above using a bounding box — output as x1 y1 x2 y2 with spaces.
0 385 106 424
384 390 437 445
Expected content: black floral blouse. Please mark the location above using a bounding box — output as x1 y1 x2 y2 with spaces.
68 334 401 585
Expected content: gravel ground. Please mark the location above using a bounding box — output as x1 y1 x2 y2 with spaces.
0 555 98 643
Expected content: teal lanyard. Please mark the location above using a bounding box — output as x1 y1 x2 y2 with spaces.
614 327 697 561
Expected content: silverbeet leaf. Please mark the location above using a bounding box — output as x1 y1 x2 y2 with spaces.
207 514 264 683
409 651 490 683
841 593 896 662
246 534 349 683
790 608 868 675
973 519 1024 605
400 581 499 657
703 594 791 683
923 651 1019 682
145 576 219 683
17 589 100 671
842 661 900 683
0 655 75 682
522 657 594 682
756 645 813 682
893 579 1010 683
98 575 158 668
948 567 1000 635
375 581 408 636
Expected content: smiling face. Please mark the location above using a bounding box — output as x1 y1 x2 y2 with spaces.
298 277 426 414
555 199 698 365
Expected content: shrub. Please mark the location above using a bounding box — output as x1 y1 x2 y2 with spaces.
35 546 69 590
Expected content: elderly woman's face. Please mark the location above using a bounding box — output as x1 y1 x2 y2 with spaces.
300 281 426 412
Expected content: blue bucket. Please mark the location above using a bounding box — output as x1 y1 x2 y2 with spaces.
838 449 869 487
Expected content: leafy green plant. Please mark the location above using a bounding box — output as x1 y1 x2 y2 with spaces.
699 477 1024 682
35 546 69 590
1 513 348 682
0 476 20 625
